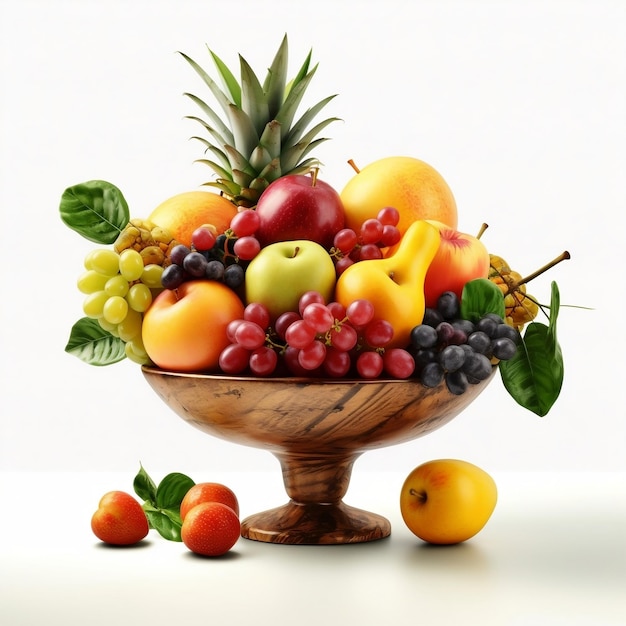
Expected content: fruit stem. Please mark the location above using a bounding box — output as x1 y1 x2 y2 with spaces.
514 251 571 289
347 159 360 174
292 246 300 259
476 223 489 239
310 167 319 187
409 488 427 504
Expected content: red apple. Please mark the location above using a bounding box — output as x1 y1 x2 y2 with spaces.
254 173 345 249
423 220 490 308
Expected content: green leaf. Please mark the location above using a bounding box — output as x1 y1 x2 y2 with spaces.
64 317 126 365
209 48 241 107
240 55 270 136
183 94 234 145
499 332 563 416
156 472 195 510
461 278 506 322
143 504 184 542
548 280 560 342
133 464 157 503
59 180 129 244
179 51 235 116
275 63 318 139
263 33 289 119
283 95 339 147
499 280 564 416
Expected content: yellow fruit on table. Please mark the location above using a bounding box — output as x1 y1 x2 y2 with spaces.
399 459 497 545
340 156 458 236
149 191 238 247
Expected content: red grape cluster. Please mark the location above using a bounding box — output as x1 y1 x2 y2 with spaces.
331 206 402 275
218 291 416 379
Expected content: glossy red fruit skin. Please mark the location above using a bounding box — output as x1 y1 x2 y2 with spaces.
180 482 240 521
254 175 345 249
181 502 241 557
91 491 149 546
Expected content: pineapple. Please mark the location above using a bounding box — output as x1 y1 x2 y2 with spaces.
179 34 340 208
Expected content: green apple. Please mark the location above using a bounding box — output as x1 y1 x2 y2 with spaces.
244 240 336 321
399 459 497 545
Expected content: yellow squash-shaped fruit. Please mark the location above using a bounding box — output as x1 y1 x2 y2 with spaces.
335 220 440 348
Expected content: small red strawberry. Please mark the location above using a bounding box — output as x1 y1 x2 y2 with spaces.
181 502 240 556
180 482 240 521
91 491 149 546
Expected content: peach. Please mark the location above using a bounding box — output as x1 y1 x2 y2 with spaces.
142 280 245 372
149 191 237 247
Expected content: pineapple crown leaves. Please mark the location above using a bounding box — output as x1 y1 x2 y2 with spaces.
178 34 340 205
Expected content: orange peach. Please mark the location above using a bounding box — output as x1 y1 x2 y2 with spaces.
142 280 244 372
149 191 238 247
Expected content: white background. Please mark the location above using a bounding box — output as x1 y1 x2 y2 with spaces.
1 0 624 475
1 2 625 625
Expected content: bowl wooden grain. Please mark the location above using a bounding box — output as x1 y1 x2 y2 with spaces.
142 366 496 545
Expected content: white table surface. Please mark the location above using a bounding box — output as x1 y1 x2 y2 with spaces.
1 470 624 626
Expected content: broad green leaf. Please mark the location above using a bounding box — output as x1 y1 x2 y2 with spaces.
155 472 195 510
59 180 129 244
133 464 157 503
64 317 126 365
143 504 183 542
499 321 564 416
461 278 506 322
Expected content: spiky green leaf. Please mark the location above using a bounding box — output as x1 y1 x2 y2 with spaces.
249 146 272 173
230 168 254 188
203 180 240 197
263 34 289 118
281 117 338 172
240 55 269 136
208 49 241 107
257 119 282 159
289 48 313 93
182 92 234 144
275 65 319 139
284 95 339 146
226 103 259 158
223 144 256 176
194 159 232 181
184 115 232 151
256 157 282 183
178 51 234 117
287 158 322 176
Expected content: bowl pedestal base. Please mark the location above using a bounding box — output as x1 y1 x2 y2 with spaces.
241 501 391 544
240 451 390 545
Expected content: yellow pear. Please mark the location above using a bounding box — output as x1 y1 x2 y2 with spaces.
335 220 440 348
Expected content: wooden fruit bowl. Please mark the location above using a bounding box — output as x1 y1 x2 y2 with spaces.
142 366 496 545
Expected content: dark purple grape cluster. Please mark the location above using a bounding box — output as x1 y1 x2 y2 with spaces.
160 231 247 291
409 291 521 395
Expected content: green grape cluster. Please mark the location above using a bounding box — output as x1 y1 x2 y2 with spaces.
77 248 164 363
